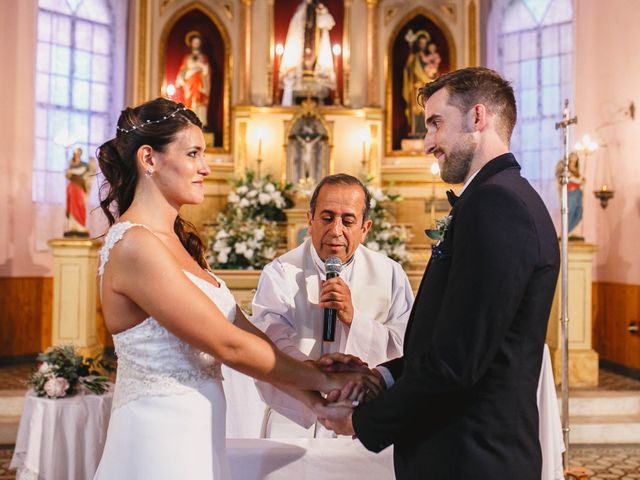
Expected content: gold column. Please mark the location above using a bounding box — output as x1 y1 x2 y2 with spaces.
366 0 380 107
468 0 478 66
267 0 275 105
368 123 380 183
48 239 102 358
342 0 352 107
239 0 252 104
547 242 599 387
130 0 149 104
236 120 249 174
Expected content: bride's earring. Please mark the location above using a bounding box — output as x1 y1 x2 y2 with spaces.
145 167 153 177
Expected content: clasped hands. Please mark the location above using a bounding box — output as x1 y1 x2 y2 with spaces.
311 353 386 436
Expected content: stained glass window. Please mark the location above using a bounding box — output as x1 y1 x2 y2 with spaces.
34 0 113 204
497 0 573 204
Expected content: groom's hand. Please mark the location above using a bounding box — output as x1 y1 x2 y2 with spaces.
317 402 356 436
320 277 354 326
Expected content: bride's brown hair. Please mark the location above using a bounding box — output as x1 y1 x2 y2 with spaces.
97 98 208 269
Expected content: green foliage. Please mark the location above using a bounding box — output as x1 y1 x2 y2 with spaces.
27 345 114 398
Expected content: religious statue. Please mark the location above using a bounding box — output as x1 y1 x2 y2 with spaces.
64 147 96 237
556 151 585 238
402 30 441 137
287 117 328 184
279 0 337 104
175 31 210 127
296 126 322 179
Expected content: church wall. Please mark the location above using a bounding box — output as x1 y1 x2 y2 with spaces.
574 0 640 286
574 0 640 371
0 0 48 279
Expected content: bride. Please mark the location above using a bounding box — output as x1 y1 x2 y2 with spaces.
93 98 381 479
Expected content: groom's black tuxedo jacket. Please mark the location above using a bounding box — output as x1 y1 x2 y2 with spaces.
353 154 560 479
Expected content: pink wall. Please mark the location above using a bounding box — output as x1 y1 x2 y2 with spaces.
574 0 640 285
0 0 54 277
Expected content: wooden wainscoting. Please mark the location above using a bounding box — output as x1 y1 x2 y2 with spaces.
0 277 52 358
593 281 640 370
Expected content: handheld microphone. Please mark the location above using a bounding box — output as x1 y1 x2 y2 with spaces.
323 256 342 342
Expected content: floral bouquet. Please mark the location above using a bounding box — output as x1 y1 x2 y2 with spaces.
224 170 294 222
27 345 114 398
207 213 280 269
206 170 293 269
364 182 411 266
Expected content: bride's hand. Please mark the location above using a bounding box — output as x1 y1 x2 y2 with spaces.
323 368 385 399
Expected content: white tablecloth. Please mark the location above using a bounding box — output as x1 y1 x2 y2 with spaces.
10 389 113 480
227 438 395 479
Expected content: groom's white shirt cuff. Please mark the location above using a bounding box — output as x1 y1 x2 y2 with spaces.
375 366 395 388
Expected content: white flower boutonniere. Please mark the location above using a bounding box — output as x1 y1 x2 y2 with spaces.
425 215 452 245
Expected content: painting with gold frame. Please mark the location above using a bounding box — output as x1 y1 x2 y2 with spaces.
386 10 456 155
160 5 231 152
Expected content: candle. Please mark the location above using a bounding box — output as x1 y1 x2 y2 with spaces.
258 138 263 159
602 185 607 192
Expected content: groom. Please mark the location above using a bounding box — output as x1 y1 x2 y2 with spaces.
320 67 560 479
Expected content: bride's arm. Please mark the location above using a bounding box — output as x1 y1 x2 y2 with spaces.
108 228 376 395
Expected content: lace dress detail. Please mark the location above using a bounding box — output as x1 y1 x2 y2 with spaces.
98 222 236 410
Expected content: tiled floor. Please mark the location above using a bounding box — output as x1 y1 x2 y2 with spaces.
0 443 638 479
570 444 640 479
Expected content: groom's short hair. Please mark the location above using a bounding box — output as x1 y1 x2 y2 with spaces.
310 174 371 223
418 67 517 144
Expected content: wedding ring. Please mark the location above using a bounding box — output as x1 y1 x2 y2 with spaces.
352 400 360 407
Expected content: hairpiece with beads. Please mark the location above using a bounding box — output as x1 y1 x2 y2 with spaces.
116 105 189 135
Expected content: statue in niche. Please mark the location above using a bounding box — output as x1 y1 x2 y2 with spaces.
287 116 328 185
402 30 441 137
279 0 337 104
64 147 96 237
555 151 585 239
175 31 211 127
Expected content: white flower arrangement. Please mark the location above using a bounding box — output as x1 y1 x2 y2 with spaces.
206 170 293 270
365 180 411 266
27 345 114 398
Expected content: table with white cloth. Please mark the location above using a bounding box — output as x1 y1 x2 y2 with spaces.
10 388 113 480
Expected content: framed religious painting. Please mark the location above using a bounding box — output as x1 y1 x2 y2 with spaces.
272 0 344 106
386 9 456 156
159 5 231 152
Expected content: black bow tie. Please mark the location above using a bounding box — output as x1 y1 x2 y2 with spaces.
446 189 459 207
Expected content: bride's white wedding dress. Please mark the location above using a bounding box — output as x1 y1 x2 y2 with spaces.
94 222 235 479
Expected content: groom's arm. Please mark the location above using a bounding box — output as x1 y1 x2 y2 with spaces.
352 185 539 452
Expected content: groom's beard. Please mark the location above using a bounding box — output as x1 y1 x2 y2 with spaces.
440 132 476 184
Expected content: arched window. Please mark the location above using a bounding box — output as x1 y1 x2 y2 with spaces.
33 0 114 205
492 0 573 206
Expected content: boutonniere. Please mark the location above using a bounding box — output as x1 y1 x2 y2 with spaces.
425 215 452 258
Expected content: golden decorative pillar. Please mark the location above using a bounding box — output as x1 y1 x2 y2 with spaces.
48 239 102 358
342 0 352 107
547 242 598 387
239 0 252 104
467 0 478 66
366 0 380 107
130 0 149 104
266 0 275 105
